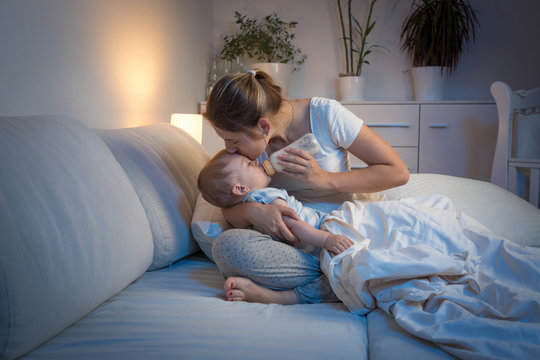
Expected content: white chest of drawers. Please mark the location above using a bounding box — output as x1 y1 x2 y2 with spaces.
342 101 497 181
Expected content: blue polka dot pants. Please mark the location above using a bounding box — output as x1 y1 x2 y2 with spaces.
212 228 340 304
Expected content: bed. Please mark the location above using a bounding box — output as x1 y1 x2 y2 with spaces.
26 172 540 359
2 116 539 360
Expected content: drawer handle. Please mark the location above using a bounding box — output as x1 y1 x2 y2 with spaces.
366 124 411 128
429 124 448 128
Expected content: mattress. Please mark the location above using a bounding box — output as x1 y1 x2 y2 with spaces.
25 174 538 360
25 255 368 360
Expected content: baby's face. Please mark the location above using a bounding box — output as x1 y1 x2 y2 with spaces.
225 153 271 190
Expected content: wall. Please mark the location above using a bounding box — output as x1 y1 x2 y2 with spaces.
1 0 538 129
212 0 540 101
0 0 212 129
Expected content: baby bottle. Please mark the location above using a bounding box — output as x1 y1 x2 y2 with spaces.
262 133 321 176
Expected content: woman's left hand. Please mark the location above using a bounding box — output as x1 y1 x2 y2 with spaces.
276 148 330 190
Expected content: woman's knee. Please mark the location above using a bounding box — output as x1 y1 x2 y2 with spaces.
213 229 264 258
211 229 269 276
212 228 322 290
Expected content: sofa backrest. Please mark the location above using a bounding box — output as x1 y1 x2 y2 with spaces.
0 116 153 359
97 124 210 270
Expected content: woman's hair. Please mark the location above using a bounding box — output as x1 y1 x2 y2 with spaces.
197 150 243 208
204 70 283 137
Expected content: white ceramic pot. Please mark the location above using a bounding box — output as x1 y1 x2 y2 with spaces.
338 76 366 101
251 63 292 96
411 66 447 101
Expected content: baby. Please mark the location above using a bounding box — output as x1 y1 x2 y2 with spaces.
197 150 353 255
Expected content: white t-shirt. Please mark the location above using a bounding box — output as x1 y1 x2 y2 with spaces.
265 97 364 213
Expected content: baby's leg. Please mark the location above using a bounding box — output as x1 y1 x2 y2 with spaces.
212 228 339 304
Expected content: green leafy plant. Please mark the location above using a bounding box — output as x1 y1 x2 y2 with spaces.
400 0 479 74
220 11 307 72
337 0 386 77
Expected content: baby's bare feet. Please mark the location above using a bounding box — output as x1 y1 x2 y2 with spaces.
224 277 298 305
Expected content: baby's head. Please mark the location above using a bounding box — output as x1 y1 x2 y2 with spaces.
197 150 271 208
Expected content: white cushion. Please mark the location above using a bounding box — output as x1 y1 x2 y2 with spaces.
366 173 540 248
98 124 210 270
0 116 153 359
191 194 231 262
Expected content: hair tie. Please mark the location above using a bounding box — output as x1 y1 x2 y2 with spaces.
248 69 256 76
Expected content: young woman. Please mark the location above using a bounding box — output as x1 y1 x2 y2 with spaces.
204 70 409 305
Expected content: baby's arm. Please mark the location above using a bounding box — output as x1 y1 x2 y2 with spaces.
271 198 353 255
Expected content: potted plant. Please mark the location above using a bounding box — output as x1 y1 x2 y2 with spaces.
400 0 479 100
220 11 307 94
337 0 386 101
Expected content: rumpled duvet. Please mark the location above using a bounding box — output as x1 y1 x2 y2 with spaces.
320 195 540 359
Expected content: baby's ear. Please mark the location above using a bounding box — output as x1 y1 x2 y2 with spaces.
232 183 250 197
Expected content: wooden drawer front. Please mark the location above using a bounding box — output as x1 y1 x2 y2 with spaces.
345 104 419 147
350 147 418 173
419 104 497 181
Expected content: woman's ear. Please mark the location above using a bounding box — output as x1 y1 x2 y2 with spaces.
231 183 250 197
258 118 271 137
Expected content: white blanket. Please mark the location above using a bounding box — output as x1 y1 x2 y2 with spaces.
320 195 540 359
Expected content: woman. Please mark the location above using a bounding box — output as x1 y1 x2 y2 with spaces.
204 70 409 305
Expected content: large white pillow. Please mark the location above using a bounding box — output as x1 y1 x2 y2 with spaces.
98 124 210 270
368 173 540 248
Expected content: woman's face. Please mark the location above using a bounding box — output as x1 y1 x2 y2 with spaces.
214 127 267 160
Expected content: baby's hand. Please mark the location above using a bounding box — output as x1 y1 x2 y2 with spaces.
324 234 354 255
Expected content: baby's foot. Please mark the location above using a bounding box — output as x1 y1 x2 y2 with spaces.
224 277 298 305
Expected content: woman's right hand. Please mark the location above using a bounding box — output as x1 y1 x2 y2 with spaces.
246 202 300 245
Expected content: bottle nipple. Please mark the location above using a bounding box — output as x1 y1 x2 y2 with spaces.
262 160 275 176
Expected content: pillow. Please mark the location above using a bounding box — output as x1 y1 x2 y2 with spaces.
191 193 232 262
369 173 540 248
98 124 210 270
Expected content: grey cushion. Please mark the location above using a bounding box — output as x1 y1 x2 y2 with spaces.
0 116 153 359
98 124 210 270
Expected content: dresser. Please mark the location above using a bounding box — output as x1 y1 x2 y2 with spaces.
342 101 498 181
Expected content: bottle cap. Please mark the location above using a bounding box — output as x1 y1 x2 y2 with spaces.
262 160 275 176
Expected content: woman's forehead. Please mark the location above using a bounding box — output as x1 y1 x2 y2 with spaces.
215 127 241 139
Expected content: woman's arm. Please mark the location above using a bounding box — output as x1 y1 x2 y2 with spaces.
221 202 300 244
278 125 409 193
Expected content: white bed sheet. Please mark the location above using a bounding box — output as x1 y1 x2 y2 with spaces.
321 195 540 359
367 309 456 360
25 255 368 360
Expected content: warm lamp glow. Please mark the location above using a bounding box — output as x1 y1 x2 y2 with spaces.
171 113 203 144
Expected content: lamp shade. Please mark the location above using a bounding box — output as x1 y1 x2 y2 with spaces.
170 113 203 144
